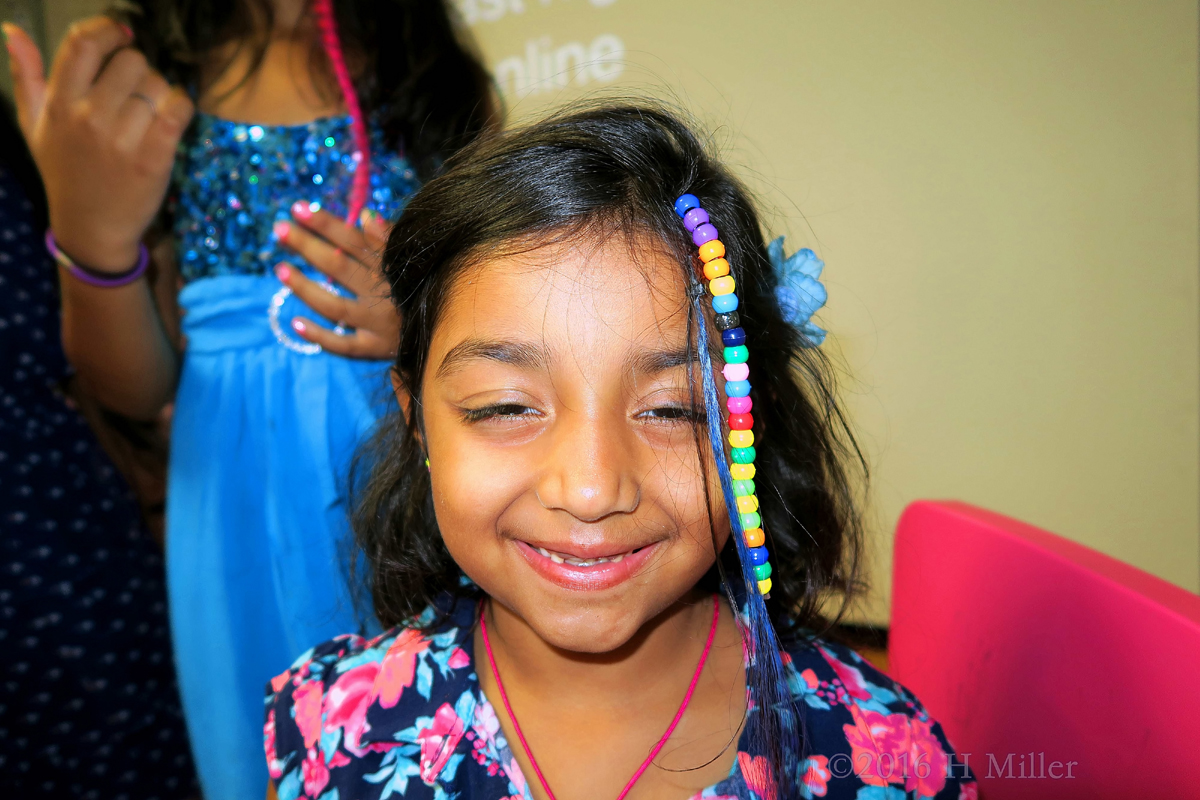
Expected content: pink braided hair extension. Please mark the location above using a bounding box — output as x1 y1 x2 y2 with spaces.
312 0 372 224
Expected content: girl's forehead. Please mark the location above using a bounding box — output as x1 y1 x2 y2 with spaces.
432 236 692 359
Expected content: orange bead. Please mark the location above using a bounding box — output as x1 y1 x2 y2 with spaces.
709 276 736 296
703 258 730 280
743 527 765 547
698 240 726 263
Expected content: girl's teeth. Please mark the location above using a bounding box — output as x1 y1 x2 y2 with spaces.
533 545 633 566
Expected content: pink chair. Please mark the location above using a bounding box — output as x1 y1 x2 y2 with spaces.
889 501 1200 799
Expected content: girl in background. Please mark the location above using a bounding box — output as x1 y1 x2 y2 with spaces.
265 105 977 799
4 2 493 797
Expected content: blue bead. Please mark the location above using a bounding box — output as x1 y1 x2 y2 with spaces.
674 194 700 217
722 326 746 346
712 293 739 314
725 379 751 397
747 546 769 565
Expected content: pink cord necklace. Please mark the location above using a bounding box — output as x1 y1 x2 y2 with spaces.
480 596 720 800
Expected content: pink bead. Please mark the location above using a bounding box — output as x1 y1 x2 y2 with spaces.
692 223 719 247
683 207 710 232
722 362 749 382
727 396 752 414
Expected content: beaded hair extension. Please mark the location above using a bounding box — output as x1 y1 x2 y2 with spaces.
312 0 372 223
675 193 804 793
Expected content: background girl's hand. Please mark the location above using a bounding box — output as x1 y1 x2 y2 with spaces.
273 205 399 360
4 17 193 271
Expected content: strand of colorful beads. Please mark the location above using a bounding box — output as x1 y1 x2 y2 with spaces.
674 193 772 596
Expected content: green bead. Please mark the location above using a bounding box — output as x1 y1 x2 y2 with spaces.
740 511 761 530
733 479 756 497
753 562 772 581
724 345 749 364
731 446 756 464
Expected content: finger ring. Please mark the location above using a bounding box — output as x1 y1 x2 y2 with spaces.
130 92 158 114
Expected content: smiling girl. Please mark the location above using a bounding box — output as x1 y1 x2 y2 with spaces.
263 105 978 800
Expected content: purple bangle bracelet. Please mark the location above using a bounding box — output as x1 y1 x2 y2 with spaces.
45 230 149 288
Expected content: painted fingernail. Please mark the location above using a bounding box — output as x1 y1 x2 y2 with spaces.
275 263 291 282
292 319 307 334
291 201 313 221
273 221 290 240
118 22 134 39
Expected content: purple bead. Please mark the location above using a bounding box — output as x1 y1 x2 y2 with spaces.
682 207 710 232
692 223 719 247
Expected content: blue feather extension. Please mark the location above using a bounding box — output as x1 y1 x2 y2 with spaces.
693 293 803 794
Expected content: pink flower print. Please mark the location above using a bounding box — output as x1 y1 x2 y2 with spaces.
843 704 912 787
801 755 830 797
293 681 325 750
472 699 501 747
504 755 527 794
799 668 820 691
819 647 871 701
418 702 467 784
270 671 290 694
301 746 330 798
372 629 431 709
842 704 948 796
737 751 777 800
324 661 381 755
959 781 979 800
908 717 949 797
447 646 470 669
264 709 283 779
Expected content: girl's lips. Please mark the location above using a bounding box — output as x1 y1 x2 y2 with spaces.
514 539 660 592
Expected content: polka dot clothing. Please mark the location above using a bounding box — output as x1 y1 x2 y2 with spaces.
0 158 199 798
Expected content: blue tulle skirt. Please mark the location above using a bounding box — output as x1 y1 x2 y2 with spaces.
166 275 388 800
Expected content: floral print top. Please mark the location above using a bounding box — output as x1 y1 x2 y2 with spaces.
264 599 977 800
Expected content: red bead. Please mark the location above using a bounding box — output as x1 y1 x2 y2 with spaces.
729 413 753 430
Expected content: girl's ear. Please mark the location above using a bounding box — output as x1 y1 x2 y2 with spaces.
390 367 426 451
390 367 413 424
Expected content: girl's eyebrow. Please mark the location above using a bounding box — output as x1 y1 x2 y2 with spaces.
629 346 699 375
434 340 700 379
435 338 546 378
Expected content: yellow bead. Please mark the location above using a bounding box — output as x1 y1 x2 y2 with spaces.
744 527 765 547
728 429 754 449
757 577 772 595
730 463 756 481
736 494 759 513
703 258 730 280
709 276 736 296
698 240 726 263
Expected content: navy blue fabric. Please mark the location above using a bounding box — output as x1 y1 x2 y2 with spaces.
0 157 197 798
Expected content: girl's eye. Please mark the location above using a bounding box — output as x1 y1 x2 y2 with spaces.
460 403 538 423
639 405 705 423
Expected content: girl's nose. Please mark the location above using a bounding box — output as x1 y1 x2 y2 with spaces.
534 410 640 522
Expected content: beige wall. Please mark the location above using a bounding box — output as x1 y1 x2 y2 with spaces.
459 0 1200 622
10 0 1198 624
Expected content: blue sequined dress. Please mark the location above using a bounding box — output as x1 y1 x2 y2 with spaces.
167 113 418 800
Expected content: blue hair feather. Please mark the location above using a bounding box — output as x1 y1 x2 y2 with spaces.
693 292 803 794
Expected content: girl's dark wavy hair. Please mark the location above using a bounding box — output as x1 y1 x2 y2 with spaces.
115 0 495 180
354 102 866 795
